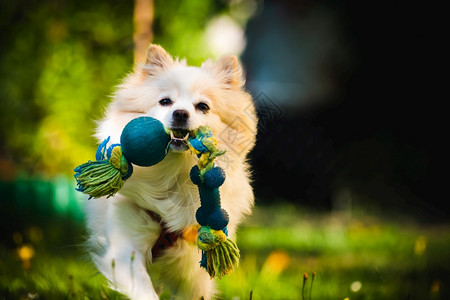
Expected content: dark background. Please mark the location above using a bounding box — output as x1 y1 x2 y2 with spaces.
243 0 442 220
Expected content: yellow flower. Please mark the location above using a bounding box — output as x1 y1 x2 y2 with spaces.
262 250 290 275
414 236 426 256
17 245 35 269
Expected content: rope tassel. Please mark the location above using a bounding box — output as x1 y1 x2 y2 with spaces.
197 226 240 278
74 137 133 199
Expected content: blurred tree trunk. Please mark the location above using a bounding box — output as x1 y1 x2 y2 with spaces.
134 0 154 64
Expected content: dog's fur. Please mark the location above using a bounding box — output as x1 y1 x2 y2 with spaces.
85 44 257 300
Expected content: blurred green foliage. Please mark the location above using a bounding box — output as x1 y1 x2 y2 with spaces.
0 0 227 176
0 0 133 175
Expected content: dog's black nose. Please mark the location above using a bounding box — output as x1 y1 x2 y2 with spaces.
172 109 190 124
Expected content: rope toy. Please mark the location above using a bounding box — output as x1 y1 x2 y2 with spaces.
74 117 170 198
187 127 239 278
74 116 239 278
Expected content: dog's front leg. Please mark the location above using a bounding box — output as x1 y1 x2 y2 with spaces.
87 196 160 300
106 244 157 300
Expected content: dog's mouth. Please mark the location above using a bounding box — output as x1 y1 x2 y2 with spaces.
169 129 191 152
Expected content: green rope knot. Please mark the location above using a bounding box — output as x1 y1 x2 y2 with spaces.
74 138 133 199
197 226 240 279
197 226 227 250
109 146 130 176
187 127 225 180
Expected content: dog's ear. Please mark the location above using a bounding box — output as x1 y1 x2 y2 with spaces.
142 44 173 75
204 55 245 89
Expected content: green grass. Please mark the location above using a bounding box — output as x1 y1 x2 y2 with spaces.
219 205 450 299
1 204 449 299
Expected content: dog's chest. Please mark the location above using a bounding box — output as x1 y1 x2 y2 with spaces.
126 174 200 230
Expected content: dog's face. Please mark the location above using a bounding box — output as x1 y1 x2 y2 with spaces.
145 64 223 152
110 44 257 157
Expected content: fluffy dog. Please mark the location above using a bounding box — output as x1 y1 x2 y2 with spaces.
85 44 257 300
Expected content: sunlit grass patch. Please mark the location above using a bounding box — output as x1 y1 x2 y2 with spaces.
0 245 124 299
218 205 450 300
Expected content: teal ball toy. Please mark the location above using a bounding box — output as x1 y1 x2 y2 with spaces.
120 116 170 167
190 165 202 185
195 206 208 226
207 208 229 230
204 167 226 189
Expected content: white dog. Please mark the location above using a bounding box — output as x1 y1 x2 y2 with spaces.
85 44 257 300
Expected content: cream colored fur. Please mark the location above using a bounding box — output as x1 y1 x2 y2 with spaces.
85 44 257 300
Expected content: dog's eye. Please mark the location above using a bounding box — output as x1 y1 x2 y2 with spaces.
159 98 173 106
195 102 210 113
